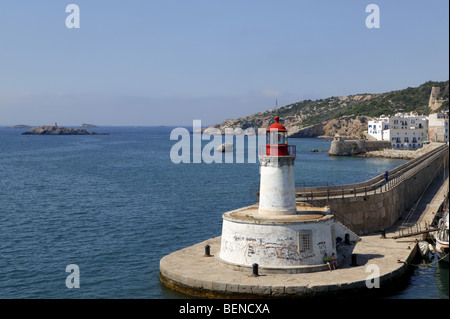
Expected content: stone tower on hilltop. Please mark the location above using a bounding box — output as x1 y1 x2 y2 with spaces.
429 86 445 112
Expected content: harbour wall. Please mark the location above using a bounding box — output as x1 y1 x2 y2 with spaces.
329 138 391 156
299 145 449 234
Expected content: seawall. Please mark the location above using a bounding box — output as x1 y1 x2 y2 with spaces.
159 233 419 299
301 145 449 234
329 139 391 156
159 143 448 299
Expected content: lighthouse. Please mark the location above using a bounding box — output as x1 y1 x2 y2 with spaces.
258 116 296 216
217 115 359 271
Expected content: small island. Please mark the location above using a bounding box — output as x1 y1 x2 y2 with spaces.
22 125 109 135
8 125 32 129
80 123 98 128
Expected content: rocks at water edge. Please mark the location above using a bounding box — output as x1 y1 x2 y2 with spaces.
216 143 234 152
21 126 109 135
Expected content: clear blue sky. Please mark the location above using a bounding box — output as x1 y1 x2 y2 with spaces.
0 0 448 126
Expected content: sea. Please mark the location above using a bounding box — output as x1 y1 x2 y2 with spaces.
0 126 448 299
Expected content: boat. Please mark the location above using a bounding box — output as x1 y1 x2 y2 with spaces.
434 209 449 262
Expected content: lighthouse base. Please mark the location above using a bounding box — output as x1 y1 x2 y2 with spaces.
215 253 335 274
219 204 359 270
257 207 297 216
160 233 414 299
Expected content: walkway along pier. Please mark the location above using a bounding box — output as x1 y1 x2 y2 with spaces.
160 141 449 298
296 144 449 234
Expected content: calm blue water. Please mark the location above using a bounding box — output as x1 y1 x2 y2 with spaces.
0 126 447 299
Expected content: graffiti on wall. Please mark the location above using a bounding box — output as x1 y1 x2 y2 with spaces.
221 234 325 265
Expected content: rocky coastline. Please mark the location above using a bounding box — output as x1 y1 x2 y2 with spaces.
199 115 368 139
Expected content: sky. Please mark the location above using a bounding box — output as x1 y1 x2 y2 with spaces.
0 0 448 126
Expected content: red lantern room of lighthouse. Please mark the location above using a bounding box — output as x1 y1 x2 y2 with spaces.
263 116 295 156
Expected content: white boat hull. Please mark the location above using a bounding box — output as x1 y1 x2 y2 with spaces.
434 211 449 263
435 239 449 262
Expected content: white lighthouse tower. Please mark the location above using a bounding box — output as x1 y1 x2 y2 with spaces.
258 116 296 216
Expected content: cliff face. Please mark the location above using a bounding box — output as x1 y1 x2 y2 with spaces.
288 123 325 138
321 116 368 138
205 115 368 138
201 95 375 138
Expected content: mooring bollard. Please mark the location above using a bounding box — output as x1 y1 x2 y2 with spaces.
252 263 259 276
345 233 350 245
204 245 211 257
351 254 357 266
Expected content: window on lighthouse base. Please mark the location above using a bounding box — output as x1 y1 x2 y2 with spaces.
299 230 312 254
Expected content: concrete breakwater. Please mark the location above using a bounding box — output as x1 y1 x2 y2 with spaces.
329 138 391 156
357 142 445 160
160 144 448 298
159 234 417 299
298 144 449 234
160 173 449 299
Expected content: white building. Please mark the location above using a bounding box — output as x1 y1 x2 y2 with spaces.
429 112 449 143
368 113 429 150
367 115 390 141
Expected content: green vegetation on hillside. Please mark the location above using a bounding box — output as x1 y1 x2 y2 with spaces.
293 80 449 120
218 80 449 130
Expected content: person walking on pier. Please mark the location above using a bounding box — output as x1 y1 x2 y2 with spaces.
384 170 389 183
